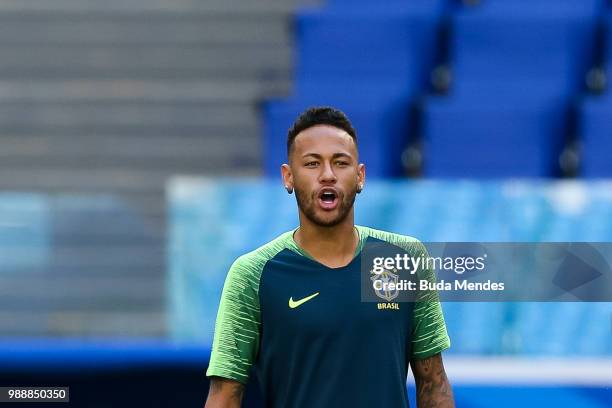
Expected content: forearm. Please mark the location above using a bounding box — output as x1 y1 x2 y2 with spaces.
204 377 244 408
412 354 455 408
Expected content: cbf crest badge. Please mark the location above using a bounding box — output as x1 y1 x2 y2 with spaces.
370 267 399 302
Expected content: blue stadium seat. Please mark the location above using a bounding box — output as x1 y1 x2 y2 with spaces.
423 96 567 177
450 1 601 99
513 302 612 355
443 302 505 354
579 94 612 177
577 11 612 177
0 194 49 270
421 2 601 178
295 7 440 92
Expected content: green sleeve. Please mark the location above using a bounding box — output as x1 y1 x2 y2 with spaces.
206 254 262 384
411 243 451 360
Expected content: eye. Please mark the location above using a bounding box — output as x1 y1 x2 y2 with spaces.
336 160 349 166
305 161 319 167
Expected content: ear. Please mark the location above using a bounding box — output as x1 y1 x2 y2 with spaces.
281 163 293 193
357 163 366 192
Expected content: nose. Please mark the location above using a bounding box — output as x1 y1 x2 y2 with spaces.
319 161 337 184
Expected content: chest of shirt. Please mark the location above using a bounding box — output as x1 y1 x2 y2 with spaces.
258 250 412 338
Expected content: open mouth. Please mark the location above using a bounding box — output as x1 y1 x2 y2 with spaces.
317 188 339 210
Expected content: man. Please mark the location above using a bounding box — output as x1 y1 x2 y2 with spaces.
205 107 454 407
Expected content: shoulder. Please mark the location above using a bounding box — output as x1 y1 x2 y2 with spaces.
231 230 295 277
357 225 428 257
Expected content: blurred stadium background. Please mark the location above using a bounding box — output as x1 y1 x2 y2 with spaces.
0 0 610 406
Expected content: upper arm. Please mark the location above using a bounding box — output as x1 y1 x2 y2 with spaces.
408 243 454 406
410 243 450 360
204 377 244 408
411 298 450 359
206 255 262 384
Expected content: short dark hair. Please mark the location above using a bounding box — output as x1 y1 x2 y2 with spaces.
286 106 357 156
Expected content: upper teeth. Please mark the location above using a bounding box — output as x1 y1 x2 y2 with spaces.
321 192 335 201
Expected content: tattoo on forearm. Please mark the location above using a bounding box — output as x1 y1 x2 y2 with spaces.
208 377 244 402
413 355 455 408
230 383 244 401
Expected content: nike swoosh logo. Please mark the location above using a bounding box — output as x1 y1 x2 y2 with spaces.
288 292 320 309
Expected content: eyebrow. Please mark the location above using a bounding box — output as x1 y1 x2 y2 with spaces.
302 152 353 160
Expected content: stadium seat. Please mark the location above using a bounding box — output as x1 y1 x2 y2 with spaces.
443 302 505 354
576 11 612 177
579 94 612 177
295 7 440 88
450 1 601 99
0 194 49 271
423 96 568 178
421 2 601 178
513 302 612 355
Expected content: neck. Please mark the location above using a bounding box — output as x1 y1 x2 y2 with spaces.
294 211 358 268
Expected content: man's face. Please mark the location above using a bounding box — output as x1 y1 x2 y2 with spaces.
283 125 365 227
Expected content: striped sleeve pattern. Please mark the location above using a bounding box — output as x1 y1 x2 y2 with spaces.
409 241 450 359
206 232 292 384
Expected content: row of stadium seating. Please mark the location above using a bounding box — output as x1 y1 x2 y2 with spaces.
170 179 612 355
264 0 612 178
0 193 164 337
